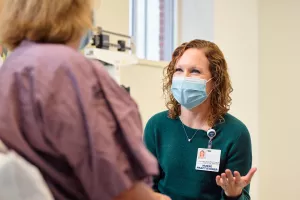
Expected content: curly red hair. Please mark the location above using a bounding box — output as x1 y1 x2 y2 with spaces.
163 39 233 127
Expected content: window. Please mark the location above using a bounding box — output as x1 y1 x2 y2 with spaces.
129 0 176 61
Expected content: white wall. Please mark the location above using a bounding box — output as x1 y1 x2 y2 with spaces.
259 0 300 199
214 1 259 199
120 61 166 126
94 0 130 51
94 0 130 35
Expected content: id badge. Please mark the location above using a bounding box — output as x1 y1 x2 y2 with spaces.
195 148 221 172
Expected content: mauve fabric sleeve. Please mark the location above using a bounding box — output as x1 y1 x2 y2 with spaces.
41 59 158 200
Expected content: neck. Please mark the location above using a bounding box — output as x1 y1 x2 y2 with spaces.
180 101 211 130
66 38 81 50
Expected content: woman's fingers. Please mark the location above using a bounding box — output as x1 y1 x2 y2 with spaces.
216 168 257 195
225 169 234 183
216 175 222 186
221 173 228 188
244 168 257 184
234 171 241 183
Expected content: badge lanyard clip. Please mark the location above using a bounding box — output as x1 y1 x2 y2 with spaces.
207 129 216 149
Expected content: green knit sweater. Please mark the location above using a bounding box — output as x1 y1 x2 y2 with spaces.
144 111 252 200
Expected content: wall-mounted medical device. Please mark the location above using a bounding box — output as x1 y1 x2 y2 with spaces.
84 27 137 93
84 47 138 84
91 26 135 53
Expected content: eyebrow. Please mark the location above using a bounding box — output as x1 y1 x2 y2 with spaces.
176 64 202 70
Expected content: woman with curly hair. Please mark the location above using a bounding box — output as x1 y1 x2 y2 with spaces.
144 39 257 200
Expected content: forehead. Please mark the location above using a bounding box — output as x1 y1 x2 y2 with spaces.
176 48 209 69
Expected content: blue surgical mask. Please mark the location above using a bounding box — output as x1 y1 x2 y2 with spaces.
79 11 95 50
79 30 93 50
171 76 212 109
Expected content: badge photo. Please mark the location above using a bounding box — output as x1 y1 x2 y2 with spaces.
195 148 221 172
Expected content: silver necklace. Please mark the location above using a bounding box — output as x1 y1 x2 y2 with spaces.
181 123 200 142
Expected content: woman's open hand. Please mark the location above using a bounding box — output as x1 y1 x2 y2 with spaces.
216 168 257 197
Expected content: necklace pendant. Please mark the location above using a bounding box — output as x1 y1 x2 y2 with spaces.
188 139 191 142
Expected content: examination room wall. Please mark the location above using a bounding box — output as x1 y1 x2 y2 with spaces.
259 0 300 199
214 1 259 199
94 0 130 48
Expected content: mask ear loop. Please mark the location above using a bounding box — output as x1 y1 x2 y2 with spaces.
207 89 213 97
206 77 214 97
197 77 214 107
207 77 213 82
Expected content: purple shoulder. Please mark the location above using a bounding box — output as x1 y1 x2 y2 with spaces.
2 41 91 73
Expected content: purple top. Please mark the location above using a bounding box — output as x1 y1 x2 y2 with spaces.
0 41 158 200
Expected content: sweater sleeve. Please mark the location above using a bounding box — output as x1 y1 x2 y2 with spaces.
221 127 253 200
143 117 161 192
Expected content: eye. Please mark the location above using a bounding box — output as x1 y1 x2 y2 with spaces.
191 69 201 74
175 68 183 72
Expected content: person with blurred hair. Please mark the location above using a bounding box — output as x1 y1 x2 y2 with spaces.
0 45 4 66
0 0 170 200
144 39 257 200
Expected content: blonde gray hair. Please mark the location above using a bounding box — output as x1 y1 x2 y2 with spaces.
0 0 93 50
